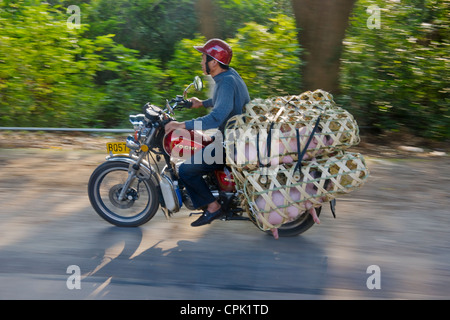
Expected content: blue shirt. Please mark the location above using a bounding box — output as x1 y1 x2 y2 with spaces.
184 68 250 133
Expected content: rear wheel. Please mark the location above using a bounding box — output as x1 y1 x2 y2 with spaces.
88 161 159 227
267 207 321 237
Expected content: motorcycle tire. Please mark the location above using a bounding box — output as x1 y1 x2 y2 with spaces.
88 161 159 227
267 207 321 237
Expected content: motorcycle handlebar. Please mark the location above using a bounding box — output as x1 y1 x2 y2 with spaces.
169 96 193 109
161 118 172 127
183 100 193 108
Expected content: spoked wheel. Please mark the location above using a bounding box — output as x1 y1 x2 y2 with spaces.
267 207 321 237
88 161 159 227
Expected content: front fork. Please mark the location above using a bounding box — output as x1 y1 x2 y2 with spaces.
117 127 157 201
117 156 144 201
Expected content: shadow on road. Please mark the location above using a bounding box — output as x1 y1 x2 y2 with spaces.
77 223 329 299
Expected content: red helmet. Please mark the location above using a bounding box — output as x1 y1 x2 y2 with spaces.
194 39 233 66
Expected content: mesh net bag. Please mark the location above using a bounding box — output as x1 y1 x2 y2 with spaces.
224 89 370 234
225 90 360 170
239 152 369 231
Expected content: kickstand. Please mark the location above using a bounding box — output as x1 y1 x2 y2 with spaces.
330 199 336 218
222 208 250 221
219 193 250 221
221 210 250 221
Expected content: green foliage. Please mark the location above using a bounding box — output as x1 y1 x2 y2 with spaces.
214 0 293 39
93 37 166 127
166 36 210 122
81 0 199 64
0 0 166 128
0 0 305 129
166 15 301 122
340 0 449 139
0 0 448 141
166 36 209 98
0 1 103 127
229 14 301 98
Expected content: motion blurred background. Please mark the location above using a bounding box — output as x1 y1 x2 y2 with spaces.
0 0 448 142
0 0 449 300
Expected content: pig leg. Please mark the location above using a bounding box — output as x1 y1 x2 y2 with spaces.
271 228 279 240
308 207 321 224
305 201 320 224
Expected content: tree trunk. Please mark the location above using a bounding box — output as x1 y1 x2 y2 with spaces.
291 0 356 94
196 0 217 39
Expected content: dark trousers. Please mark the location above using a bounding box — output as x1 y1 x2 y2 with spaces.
178 141 225 209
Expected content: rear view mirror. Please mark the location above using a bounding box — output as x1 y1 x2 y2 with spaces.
193 76 203 91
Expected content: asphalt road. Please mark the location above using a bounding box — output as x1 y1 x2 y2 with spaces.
0 147 449 300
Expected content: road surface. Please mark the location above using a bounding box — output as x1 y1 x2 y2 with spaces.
0 145 449 300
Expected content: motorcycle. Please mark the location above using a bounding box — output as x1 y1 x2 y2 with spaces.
87 77 321 237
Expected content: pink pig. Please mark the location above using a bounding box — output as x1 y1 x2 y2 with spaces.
255 190 287 226
255 191 284 240
279 126 334 163
253 170 335 240
303 170 336 224
288 183 321 224
244 142 257 163
276 127 317 162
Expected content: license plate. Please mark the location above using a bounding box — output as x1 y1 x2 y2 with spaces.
106 142 130 154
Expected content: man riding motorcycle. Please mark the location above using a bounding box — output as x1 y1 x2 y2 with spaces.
164 38 250 226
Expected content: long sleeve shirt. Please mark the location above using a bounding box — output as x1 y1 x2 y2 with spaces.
184 68 250 133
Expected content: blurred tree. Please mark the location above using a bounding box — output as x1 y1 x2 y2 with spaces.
1 0 447 140
229 14 301 98
165 37 211 122
291 0 356 94
340 0 449 139
82 0 198 65
167 15 301 122
0 1 104 127
214 0 293 39
0 0 166 128
93 37 166 127
196 0 218 38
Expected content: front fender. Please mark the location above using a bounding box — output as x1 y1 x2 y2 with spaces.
105 154 155 181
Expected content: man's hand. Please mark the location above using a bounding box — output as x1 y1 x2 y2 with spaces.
189 97 203 109
164 121 186 133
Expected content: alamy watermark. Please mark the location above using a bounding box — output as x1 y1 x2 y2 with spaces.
66 265 81 289
367 5 381 29
169 121 315 177
67 5 81 29
366 264 381 290
65 263 381 291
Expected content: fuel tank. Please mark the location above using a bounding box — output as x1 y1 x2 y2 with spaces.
163 129 213 161
214 166 236 192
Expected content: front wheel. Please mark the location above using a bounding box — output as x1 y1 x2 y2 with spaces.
88 161 159 227
267 207 322 237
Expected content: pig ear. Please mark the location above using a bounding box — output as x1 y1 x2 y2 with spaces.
326 135 333 145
